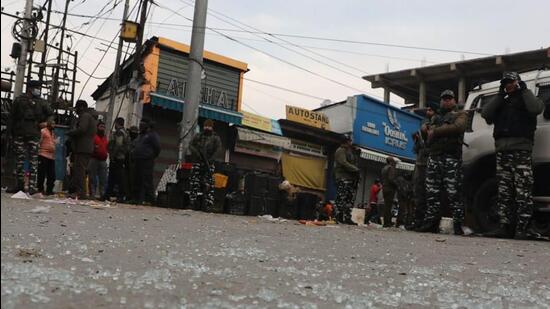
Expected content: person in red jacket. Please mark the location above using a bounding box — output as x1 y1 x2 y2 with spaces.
88 121 108 198
365 179 382 224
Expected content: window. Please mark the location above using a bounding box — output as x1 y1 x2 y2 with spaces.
470 93 497 110
536 84 550 104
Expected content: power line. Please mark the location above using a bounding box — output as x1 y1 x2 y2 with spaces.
155 4 372 96
47 9 492 56
191 1 368 76
244 78 326 101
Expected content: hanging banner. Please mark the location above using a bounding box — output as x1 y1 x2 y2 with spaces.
285 105 330 130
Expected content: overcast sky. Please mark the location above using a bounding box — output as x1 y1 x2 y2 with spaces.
1 0 549 119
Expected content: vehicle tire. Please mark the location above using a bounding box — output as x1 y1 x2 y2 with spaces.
531 212 550 237
472 177 500 233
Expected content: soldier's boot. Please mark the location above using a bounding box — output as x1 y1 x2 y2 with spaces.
416 220 439 233
484 224 514 239
453 222 464 236
514 222 541 240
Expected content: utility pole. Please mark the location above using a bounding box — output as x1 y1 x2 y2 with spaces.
129 0 149 126
38 0 53 84
178 0 208 162
13 0 34 97
106 0 130 131
50 0 70 106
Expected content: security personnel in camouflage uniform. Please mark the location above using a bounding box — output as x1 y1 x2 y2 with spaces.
333 135 360 225
381 156 398 227
186 119 222 211
7 80 53 194
412 106 435 229
417 90 467 235
481 72 544 240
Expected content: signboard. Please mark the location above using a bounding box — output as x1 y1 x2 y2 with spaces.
157 48 241 111
234 140 282 160
285 105 330 130
286 139 326 158
241 111 273 133
352 95 422 160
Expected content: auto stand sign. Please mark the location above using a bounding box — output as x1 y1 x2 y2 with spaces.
286 105 330 130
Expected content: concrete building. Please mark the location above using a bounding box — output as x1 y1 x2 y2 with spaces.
363 48 550 108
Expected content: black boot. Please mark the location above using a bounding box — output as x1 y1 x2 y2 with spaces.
344 217 358 225
484 224 514 239
453 222 464 236
514 222 541 240
416 221 439 233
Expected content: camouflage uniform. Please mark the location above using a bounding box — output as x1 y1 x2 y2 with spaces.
424 154 464 223
188 163 215 210
423 107 467 226
412 118 431 227
481 79 544 236
334 179 358 222
496 150 534 228
381 162 398 227
8 93 52 192
333 143 360 223
185 129 221 211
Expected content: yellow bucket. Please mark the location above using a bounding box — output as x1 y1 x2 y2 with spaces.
213 173 228 188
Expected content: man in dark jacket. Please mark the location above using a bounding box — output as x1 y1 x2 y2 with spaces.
381 156 398 227
66 100 96 199
333 135 360 224
417 90 467 235
186 119 222 211
102 117 129 202
7 80 53 194
131 118 160 205
481 72 544 239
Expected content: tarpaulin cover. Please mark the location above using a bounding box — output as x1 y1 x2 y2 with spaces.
281 152 326 190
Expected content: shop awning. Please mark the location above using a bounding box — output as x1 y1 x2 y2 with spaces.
236 127 291 148
150 92 243 125
359 147 415 171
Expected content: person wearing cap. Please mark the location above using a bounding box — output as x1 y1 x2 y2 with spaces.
66 100 97 199
481 72 544 240
7 80 53 194
333 135 360 225
130 118 160 205
417 90 467 235
381 156 398 227
186 119 222 211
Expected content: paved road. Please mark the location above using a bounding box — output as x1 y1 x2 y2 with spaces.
1 193 549 308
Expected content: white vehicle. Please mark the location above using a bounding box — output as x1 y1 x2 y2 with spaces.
462 69 550 236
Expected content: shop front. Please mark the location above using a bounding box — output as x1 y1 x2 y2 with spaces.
316 94 422 206
93 36 248 187
279 105 346 201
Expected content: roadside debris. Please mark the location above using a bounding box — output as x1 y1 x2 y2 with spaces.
11 191 31 200
16 248 42 258
258 215 287 223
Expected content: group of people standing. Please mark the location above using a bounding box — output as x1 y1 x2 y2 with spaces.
332 72 544 240
63 101 161 204
6 80 161 205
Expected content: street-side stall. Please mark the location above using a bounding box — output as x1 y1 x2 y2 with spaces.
278 105 347 219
